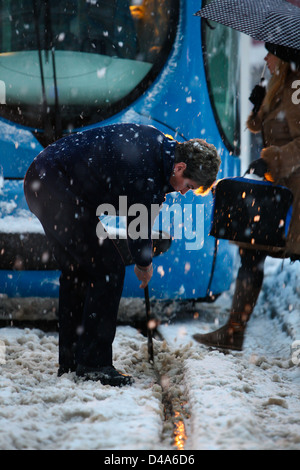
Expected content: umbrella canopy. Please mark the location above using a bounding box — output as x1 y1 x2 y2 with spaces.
195 0 300 50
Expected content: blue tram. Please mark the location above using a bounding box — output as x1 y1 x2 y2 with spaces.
0 0 240 303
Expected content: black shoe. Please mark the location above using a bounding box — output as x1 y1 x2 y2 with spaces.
76 364 134 387
57 365 77 377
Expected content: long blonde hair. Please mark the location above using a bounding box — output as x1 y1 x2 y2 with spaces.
261 60 291 113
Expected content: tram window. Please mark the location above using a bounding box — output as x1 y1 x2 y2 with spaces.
1 1 139 59
0 1 178 133
201 0 240 155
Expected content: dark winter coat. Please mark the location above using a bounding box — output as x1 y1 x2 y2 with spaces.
247 69 300 256
25 123 177 266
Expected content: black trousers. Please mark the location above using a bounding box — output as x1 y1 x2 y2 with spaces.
24 164 125 370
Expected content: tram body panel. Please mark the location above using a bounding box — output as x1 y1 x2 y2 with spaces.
0 0 241 301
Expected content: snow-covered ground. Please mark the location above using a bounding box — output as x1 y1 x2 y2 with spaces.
0 257 299 451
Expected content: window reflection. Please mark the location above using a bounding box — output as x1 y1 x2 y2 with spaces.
202 0 240 155
0 0 178 134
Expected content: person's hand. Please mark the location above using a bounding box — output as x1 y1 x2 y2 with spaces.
249 84 266 115
245 158 268 178
134 263 153 289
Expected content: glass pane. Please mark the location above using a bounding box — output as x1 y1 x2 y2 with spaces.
0 0 178 132
202 0 240 154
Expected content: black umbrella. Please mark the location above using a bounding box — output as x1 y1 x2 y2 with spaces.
195 0 300 50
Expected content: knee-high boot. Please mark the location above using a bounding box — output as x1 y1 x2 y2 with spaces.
193 279 262 351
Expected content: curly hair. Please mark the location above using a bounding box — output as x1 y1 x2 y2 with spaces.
175 139 221 194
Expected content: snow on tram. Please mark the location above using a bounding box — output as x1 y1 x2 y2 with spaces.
0 0 241 311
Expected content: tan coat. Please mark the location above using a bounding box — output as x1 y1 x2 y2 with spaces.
246 69 300 256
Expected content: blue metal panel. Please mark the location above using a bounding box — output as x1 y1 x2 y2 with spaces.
0 270 59 298
0 118 43 178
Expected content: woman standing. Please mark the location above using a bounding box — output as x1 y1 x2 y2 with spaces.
194 42 300 351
